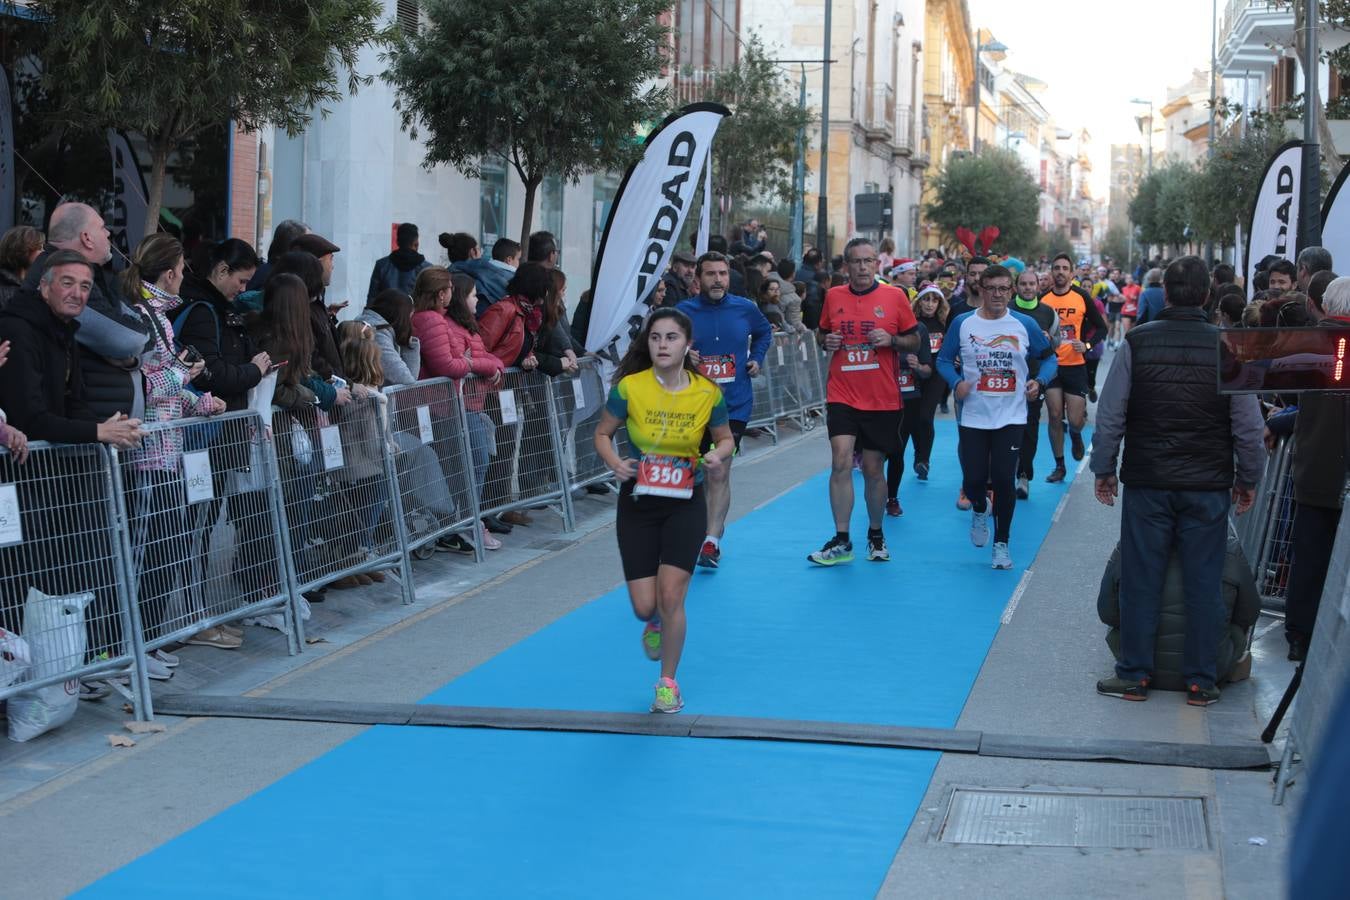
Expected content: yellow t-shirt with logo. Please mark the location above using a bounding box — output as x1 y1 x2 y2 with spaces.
606 368 729 461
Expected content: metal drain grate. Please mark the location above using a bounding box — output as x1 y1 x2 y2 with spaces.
940 789 1209 850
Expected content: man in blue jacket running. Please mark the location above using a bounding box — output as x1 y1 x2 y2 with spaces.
678 251 773 569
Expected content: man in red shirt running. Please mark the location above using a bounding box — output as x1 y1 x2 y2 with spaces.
808 237 920 566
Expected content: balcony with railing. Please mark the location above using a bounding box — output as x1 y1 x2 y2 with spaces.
865 84 895 142
1217 0 1291 74
673 67 720 106
894 105 914 156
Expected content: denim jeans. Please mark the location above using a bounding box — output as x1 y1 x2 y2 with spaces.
1117 486 1230 687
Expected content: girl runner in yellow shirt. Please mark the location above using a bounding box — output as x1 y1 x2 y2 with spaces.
595 308 735 713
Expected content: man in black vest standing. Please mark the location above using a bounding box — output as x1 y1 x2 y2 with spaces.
1089 256 1265 707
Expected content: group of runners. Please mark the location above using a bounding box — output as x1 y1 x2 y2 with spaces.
595 243 1108 713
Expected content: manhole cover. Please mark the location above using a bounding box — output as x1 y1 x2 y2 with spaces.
940 789 1209 850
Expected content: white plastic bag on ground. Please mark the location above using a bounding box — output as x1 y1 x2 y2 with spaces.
7 588 94 743
242 593 310 635
0 626 31 688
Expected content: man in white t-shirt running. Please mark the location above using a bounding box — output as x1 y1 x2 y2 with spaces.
936 264 1058 569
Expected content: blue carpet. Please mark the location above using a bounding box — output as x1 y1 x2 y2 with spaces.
82 419 1083 899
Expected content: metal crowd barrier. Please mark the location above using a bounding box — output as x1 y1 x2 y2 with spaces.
2 342 845 731
473 368 575 530
271 394 414 605
384 378 485 562
109 412 303 687
0 442 151 723
1235 436 1297 614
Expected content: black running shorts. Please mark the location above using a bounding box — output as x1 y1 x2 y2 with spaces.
826 403 902 455
700 418 746 455
615 482 707 580
1049 364 1090 399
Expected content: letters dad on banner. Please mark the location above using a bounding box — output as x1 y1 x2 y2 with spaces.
585 103 730 354
1244 141 1303 298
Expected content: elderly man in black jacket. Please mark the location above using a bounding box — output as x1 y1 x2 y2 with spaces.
0 251 143 447
23 202 151 421
1090 256 1266 707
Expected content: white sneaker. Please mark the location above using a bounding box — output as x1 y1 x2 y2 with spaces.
151 648 179 668
480 525 502 551
970 510 990 548
991 542 1013 569
144 654 173 681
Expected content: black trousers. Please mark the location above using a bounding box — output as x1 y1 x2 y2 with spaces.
1020 396 1043 480
1285 503 1343 642
959 424 1021 543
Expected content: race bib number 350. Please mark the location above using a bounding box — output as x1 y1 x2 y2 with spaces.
840 343 880 372
634 454 696 499
698 354 736 384
977 370 1016 393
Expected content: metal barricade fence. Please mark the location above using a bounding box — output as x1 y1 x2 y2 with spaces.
0 442 150 722
552 359 620 493
473 368 576 530
107 412 303 688
270 394 414 604
383 379 484 562
1236 436 1296 614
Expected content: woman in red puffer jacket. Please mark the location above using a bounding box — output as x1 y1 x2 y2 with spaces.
412 267 504 550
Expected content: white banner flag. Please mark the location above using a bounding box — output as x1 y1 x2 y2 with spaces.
1244 141 1302 299
697 149 712 256
585 103 730 354
1320 161 1350 282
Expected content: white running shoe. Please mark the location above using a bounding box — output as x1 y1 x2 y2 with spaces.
144 654 173 681
151 648 179 668
970 510 990 548
991 542 1013 569
480 525 502 551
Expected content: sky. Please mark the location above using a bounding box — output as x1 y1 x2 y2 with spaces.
966 0 1216 196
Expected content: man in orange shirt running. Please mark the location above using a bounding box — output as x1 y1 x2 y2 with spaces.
1042 252 1108 483
808 237 920 566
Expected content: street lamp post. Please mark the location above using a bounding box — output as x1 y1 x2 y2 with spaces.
971 34 1007 155
815 0 833 255
1130 98 1154 175
1298 0 1322 251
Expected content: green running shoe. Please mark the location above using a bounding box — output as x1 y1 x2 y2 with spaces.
808 535 854 566
641 621 662 661
651 676 683 713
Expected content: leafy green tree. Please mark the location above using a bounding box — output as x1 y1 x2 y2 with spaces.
1099 222 1132 268
1041 226 1073 259
1189 121 1290 246
386 0 671 246
679 36 814 228
1130 162 1196 251
29 0 389 238
924 148 1041 257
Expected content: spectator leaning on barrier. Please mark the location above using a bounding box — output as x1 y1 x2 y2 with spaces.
411 269 504 550
267 249 350 412
1305 269 1338 321
0 338 30 461
1266 275 1350 662
461 237 520 316
0 225 44 309
528 230 559 270
25 202 153 422
535 269 580 377
122 234 227 666
1090 256 1266 707
368 222 433 302
0 251 143 447
359 289 421 385
247 218 308 292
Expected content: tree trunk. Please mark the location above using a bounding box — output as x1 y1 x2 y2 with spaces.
518 174 542 250
144 140 171 239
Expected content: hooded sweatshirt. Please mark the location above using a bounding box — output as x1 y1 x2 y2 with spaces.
368 248 433 302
